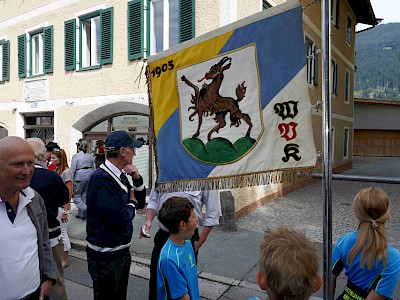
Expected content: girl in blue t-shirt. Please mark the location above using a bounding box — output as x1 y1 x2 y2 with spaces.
332 187 400 300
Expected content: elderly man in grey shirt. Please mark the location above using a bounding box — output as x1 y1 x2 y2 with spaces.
0 136 57 300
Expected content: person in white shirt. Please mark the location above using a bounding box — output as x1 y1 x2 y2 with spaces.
0 136 56 300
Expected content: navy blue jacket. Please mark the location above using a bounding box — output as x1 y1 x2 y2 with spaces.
86 164 146 249
30 163 69 240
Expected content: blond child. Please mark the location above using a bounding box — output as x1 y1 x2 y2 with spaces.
252 227 322 300
332 187 400 300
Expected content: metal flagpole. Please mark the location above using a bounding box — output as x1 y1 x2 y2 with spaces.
321 0 333 299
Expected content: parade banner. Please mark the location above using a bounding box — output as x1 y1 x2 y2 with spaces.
147 0 317 192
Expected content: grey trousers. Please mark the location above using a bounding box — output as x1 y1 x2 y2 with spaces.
73 180 88 217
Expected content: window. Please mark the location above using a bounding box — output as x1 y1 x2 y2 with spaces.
31 32 43 75
263 1 272 10
24 113 54 144
344 70 350 103
331 0 339 27
0 39 10 82
331 127 335 162
346 15 352 44
81 15 101 68
331 59 338 95
343 127 349 160
127 0 195 59
305 37 319 85
64 8 113 71
18 26 53 78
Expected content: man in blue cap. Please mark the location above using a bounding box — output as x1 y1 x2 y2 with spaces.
86 130 146 299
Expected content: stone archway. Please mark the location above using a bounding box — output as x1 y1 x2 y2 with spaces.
71 100 149 132
0 125 9 139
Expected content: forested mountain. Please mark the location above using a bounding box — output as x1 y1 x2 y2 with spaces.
355 23 400 100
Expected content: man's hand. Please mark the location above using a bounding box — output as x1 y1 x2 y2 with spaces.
60 212 68 223
194 240 204 253
39 279 53 299
140 220 152 239
124 164 140 179
194 226 213 252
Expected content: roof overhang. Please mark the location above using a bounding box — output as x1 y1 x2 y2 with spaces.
348 0 381 26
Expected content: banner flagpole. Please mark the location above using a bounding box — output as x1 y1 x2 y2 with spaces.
321 0 333 299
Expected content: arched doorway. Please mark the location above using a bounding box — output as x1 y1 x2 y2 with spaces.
0 126 8 139
83 113 155 191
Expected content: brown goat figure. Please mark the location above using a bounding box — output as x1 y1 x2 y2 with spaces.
181 56 253 141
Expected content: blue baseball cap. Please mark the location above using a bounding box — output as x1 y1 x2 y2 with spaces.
105 131 143 150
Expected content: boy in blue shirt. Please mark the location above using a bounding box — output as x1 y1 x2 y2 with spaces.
156 197 199 300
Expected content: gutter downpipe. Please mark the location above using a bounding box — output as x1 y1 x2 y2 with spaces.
321 0 333 299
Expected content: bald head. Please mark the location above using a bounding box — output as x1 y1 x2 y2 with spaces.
0 136 34 160
0 136 35 195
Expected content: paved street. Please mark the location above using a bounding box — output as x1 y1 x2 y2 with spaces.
65 156 400 299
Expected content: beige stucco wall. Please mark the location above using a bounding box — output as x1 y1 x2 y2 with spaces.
0 0 148 106
237 0 260 20
0 0 55 22
0 111 17 136
196 0 221 36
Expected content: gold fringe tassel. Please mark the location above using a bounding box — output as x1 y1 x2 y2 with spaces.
155 167 314 193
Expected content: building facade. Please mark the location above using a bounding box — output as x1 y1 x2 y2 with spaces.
0 0 377 213
354 98 400 157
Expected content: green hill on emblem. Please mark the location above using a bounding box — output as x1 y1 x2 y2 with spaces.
182 136 256 164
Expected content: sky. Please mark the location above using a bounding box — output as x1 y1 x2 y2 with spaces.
356 0 400 31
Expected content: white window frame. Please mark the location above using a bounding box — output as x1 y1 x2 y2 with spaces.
150 0 179 55
331 126 335 163
305 37 316 85
344 69 350 104
31 32 44 76
331 59 338 96
343 126 349 160
25 22 48 77
81 15 101 68
346 15 352 44
75 4 106 70
331 0 339 27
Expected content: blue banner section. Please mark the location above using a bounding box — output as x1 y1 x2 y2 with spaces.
220 6 305 108
157 111 215 182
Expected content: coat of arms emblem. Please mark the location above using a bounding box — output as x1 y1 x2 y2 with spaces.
177 44 263 164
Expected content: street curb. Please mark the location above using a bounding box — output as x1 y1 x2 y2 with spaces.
71 240 263 293
70 240 323 299
70 238 87 252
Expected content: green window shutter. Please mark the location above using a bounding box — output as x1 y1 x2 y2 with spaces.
179 0 195 43
2 40 10 81
43 25 53 74
64 19 76 70
313 46 319 85
18 34 26 78
100 7 114 65
263 1 272 10
128 0 144 60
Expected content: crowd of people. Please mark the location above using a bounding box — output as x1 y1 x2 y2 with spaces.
0 132 399 300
